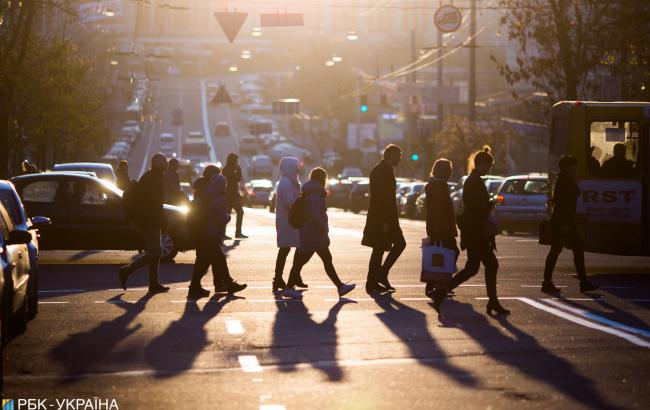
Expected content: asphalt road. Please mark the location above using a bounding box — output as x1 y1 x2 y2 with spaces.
3 207 650 409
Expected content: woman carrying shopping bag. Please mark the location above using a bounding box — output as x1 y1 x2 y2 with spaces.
283 167 356 299
423 159 460 298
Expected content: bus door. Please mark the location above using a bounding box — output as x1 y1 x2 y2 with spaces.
578 119 647 255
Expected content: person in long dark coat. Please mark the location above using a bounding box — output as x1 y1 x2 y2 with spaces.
433 147 509 315
222 153 247 239
542 155 599 293
362 144 405 293
116 160 134 191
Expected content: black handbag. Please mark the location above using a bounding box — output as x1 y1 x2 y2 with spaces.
539 220 552 245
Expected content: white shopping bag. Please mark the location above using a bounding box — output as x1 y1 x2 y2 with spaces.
420 238 457 283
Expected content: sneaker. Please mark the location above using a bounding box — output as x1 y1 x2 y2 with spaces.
579 280 599 293
282 288 303 299
337 283 356 298
188 286 210 298
214 283 228 293
541 281 561 293
365 281 387 294
118 266 130 290
148 284 170 294
227 281 247 295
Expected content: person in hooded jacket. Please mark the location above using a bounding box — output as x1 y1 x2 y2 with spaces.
424 158 460 297
282 167 356 299
273 157 307 291
188 166 247 298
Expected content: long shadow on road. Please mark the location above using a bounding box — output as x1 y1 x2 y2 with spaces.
50 293 154 384
441 300 619 409
145 295 241 378
371 293 478 388
270 297 354 382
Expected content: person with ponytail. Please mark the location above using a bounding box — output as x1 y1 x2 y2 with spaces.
433 146 510 316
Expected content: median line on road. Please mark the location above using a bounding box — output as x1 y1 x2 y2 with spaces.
38 301 70 304
238 355 263 372
226 319 244 335
519 297 650 349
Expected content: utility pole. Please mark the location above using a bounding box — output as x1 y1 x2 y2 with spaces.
407 29 418 175
437 28 444 132
468 0 477 122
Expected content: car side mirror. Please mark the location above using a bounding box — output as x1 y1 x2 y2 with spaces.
29 216 51 230
7 230 32 245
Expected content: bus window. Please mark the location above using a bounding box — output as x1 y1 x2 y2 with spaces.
588 121 639 178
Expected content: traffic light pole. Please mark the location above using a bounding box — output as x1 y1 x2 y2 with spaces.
468 0 477 122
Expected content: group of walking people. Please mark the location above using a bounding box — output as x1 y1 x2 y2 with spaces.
117 143 599 316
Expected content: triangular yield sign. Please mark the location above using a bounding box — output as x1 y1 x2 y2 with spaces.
213 85 232 104
214 12 248 43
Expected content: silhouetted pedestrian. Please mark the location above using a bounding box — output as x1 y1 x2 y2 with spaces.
283 168 355 299
588 146 601 177
362 144 405 293
188 166 247 298
223 153 247 239
542 155 599 293
424 158 460 297
601 143 636 178
163 158 186 205
433 147 510 315
118 153 170 294
273 157 303 291
116 160 134 190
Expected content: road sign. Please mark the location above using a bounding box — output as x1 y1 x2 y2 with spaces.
434 5 462 33
214 11 248 43
213 85 232 104
260 13 304 27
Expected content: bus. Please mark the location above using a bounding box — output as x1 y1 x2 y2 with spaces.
182 131 211 164
550 101 650 255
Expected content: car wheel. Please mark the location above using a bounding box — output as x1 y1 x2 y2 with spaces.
160 233 178 263
27 267 38 319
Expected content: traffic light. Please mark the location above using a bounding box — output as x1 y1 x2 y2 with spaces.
360 95 368 113
411 153 420 161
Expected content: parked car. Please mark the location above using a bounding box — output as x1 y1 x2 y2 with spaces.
451 175 504 216
0 181 50 323
10 172 193 262
398 182 425 218
348 181 370 213
494 174 549 234
52 162 116 184
243 179 274 207
340 166 363 179
160 132 176 145
215 122 231 137
240 135 258 155
327 179 353 211
0 201 39 346
251 155 273 178
414 182 457 220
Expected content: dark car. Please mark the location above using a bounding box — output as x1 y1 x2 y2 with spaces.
348 182 370 213
327 179 353 211
10 172 192 262
398 182 425 219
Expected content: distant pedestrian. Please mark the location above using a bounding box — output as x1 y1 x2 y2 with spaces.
424 158 460 297
542 155 599 293
223 153 247 239
118 153 170 294
433 146 510 315
187 165 247 298
273 157 304 291
163 158 186 205
362 144 405 293
116 160 134 190
600 143 636 178
283 167 356 299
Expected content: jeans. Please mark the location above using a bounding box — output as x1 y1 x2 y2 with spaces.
125 226 162 286
287 248 343 288
367 232 406 283
446 241 499 301
190 235 232 288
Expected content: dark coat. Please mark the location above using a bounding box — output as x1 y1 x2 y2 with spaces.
362 160 401 250
459 171 492 249
425 177 458 241
133 168 166 228
116 168 133 191
298 180 330 252
222 165 242 202
550 171 580 226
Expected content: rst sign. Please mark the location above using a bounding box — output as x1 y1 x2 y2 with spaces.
577 180 642 223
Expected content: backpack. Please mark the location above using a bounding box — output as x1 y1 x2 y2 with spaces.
122 181 140 222
288 192 311 229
